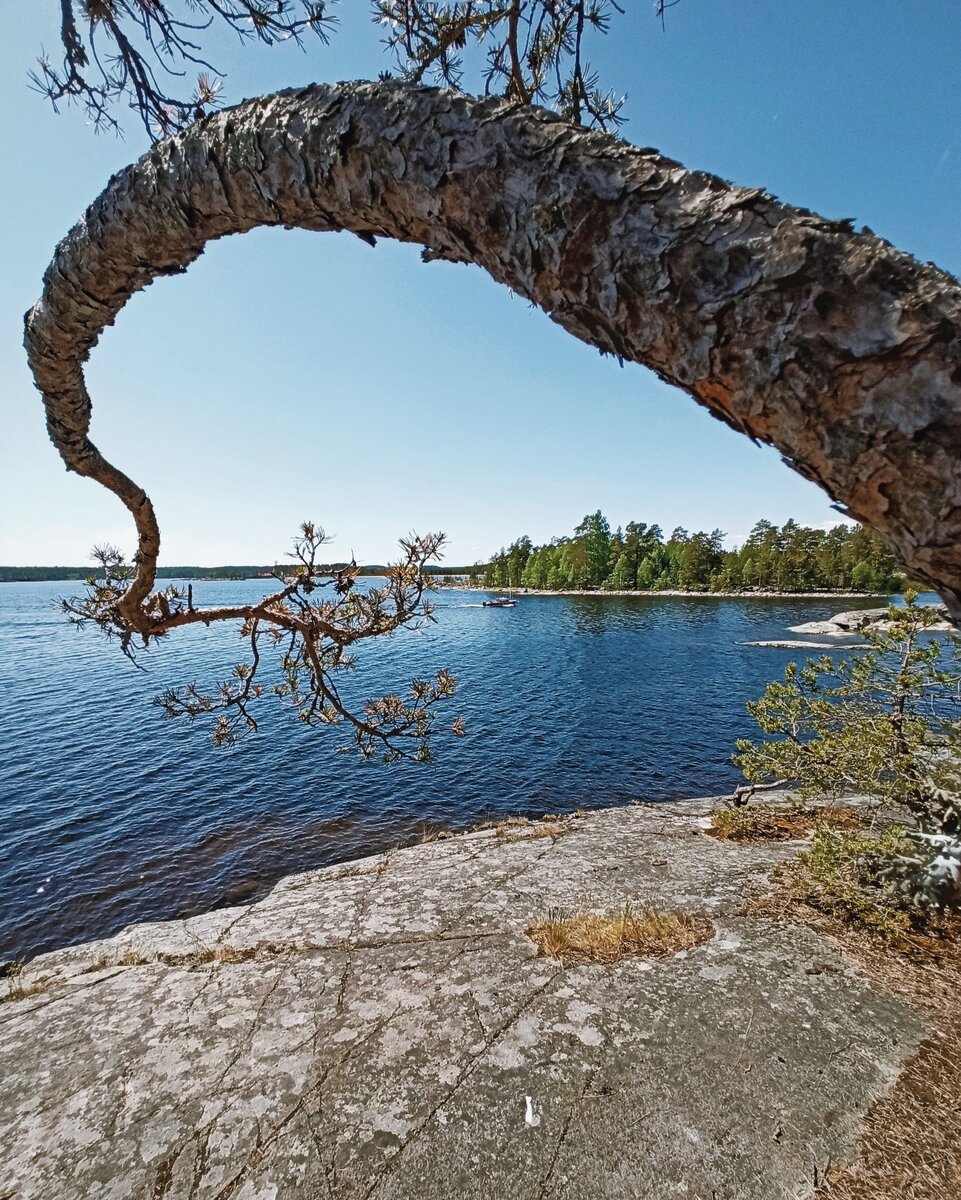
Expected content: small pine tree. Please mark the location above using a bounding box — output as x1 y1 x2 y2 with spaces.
734 594 961 909
735 595 960 829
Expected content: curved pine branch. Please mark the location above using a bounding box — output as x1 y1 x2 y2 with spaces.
25 80 961 622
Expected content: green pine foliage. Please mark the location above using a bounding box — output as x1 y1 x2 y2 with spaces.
735 594 961 917
478 515 904 593
795 824 923 940
734 595 961 830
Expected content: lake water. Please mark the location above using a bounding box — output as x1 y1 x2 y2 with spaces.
0 580 898 962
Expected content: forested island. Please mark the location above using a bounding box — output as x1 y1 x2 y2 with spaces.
6 519 903 593
474 515 905 594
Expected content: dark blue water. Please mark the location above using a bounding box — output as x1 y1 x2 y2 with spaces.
0 581 894 962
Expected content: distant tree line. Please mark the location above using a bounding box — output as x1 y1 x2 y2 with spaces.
476 515 905 594
0 565 283 583
0 564 470 584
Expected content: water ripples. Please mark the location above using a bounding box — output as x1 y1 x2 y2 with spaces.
0 580 891 961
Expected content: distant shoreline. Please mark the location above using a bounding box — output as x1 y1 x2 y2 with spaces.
0 572 266 583
0 573 894 600
0 567 469 584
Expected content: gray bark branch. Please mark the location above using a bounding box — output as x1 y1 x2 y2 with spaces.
24 81 961 624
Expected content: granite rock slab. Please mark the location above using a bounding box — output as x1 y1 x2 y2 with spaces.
0 798 924 1199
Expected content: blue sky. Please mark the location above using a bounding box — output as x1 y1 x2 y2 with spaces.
2 2 959 566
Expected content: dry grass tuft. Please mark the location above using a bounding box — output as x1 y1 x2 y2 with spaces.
162 941 295 968
488 816 532 832
0 977 53 1005
709 802 863 843
416 823 452 844
1 940 298 1006
81 950 148 974
527 823 563 840
84 940 298 973
527 904 713 966
471 814 568 843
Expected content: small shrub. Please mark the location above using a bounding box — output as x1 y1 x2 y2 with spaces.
792 822 952 941
733 594 961 924
733 594 961 837
527 904 713 965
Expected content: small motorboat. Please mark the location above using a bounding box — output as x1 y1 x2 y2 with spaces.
483 596 517 608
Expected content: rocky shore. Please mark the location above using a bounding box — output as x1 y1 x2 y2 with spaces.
739 602 954 648
0 796 933 1200
787 605 955 636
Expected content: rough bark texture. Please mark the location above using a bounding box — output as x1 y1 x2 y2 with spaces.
25 81 961 616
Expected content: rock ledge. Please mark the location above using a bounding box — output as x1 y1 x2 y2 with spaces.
0 798 925 1200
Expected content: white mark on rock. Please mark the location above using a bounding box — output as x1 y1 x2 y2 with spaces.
716 937 742 952
698 964 734 982
577 1026 604 1047
524 1096 540 1127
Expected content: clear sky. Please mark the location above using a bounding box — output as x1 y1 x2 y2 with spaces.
2 2 960 567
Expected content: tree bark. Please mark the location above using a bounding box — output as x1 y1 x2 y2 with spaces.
24 81 961 620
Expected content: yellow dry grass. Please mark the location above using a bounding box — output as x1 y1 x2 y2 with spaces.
0 977 52 1005
709 802 863 843
527 904 713 966
164 941 296 968
471 815 567 843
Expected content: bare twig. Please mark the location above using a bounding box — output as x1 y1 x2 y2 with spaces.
718 779 790 809
377 0 648 131
33 0 338 138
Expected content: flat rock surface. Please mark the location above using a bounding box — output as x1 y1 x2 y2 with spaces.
0 799 925 1200
739 639 870 649
784 621 860 637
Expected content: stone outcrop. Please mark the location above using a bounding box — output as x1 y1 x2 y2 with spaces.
0 798 926 1199
788 604 954 637
739 638 870 649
